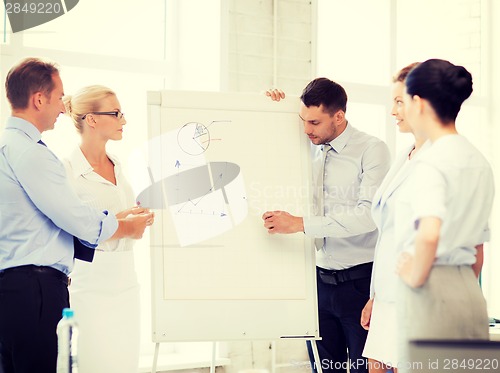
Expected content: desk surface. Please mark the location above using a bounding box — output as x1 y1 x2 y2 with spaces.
489 324 500 341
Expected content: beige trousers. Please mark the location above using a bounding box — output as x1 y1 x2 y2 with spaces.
398 265 489 373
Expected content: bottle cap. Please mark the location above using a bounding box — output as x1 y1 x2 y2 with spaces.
62 308 74 318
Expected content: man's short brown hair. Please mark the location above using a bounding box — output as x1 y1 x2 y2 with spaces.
5 57 60 110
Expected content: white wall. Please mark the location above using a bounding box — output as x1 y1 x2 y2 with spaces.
227 0 312 93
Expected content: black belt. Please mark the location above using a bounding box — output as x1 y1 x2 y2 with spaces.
0 265 71 286
317 262 373 285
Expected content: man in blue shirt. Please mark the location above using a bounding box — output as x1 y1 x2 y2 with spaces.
263 79 391 373
0 58 154 373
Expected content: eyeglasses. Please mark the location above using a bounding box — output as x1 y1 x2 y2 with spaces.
82 111 125 120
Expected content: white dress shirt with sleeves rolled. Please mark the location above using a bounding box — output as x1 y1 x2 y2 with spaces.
303 123 391 270
0 117 118 275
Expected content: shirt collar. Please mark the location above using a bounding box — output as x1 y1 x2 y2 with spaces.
67 146 121 178
6 116 42 143
325 121 353 153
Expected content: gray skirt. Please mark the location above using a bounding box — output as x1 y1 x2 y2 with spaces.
398 265 489 372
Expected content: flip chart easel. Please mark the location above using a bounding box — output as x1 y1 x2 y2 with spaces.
139 91 320 372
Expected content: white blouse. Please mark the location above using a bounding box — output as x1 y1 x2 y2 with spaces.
395 134 494 266
370 141 430 302
64 147 136 252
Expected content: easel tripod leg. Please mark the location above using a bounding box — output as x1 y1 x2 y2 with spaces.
152 342 160 373
210 341 216 373
311 340 323 373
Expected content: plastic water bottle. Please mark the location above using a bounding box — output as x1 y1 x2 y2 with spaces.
56 308 79 373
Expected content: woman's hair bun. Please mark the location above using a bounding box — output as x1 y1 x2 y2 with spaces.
443 65 473 102
63 95 73 115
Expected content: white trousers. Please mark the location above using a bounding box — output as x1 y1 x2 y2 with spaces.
69 250 140 373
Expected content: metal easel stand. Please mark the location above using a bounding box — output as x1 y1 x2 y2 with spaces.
152 342 160 373
311 340 324 373
270 339 323 373
210 341 216 373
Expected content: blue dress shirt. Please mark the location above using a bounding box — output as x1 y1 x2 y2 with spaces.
303 123 391 269
0 117 118 274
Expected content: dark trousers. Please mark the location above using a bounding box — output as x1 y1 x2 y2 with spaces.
308 265 371 373
0 266 69 373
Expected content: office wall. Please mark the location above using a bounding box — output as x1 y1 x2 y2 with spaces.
227 0 312 93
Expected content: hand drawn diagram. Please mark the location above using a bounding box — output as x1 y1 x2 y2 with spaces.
177 122 210 155
134 120 248 246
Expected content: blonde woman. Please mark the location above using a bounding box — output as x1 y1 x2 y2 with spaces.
63 86 152 373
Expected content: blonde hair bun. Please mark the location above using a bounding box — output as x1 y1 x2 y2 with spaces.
63 85 116 133
63 95 73 115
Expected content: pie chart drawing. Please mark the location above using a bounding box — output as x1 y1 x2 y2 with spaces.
136 161 247 247
134 120 248 247
177 122 210 156
136 161 241 210
132 120 248 246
